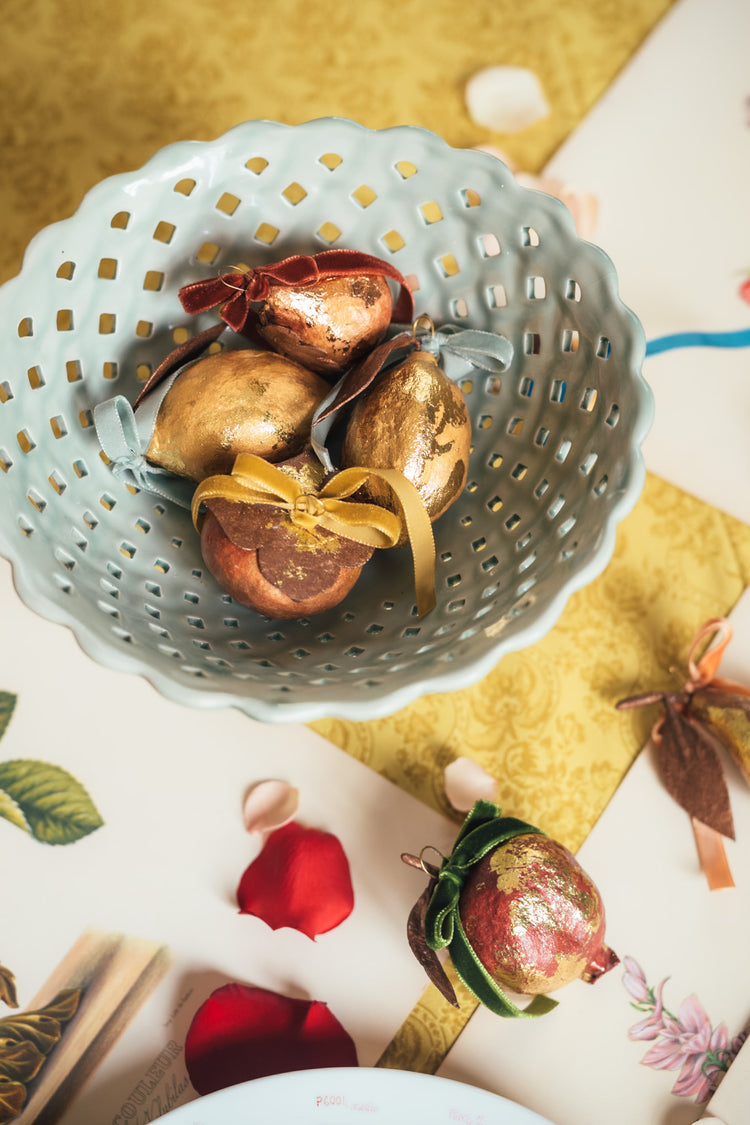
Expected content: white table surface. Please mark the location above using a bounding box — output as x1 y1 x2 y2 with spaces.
545 0 750 527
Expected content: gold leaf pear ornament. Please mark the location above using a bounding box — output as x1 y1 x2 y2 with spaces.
311 319 513 540
145 348 330 480
177 248 415 376
617 617 750 889
94 343 330 510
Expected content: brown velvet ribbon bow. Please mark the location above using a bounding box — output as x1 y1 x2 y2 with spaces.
178 248 415 333
617 618 750 890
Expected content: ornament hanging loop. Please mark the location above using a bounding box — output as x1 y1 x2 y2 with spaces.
412 314 435 339
418 844 445 878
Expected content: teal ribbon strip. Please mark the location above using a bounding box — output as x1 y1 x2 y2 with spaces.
424 800 558 1018
93 394 196 510
646 326 750 356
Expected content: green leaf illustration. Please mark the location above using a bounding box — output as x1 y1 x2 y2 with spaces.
0 697 16 745
0 791 29 836
0 761 103 845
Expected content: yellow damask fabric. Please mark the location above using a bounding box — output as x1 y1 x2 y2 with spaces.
315 473 750 852
1 0 674 286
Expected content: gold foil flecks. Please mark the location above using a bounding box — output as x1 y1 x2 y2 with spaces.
258 274 392 375
147 349 329 481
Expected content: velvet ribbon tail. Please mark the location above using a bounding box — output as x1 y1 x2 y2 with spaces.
419 326 514 377
94 395 196 509
691 818 735 890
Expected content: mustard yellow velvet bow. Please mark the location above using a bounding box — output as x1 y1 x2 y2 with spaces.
192 453 437 617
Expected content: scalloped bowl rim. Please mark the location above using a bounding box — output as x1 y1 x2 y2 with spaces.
0 119 653 724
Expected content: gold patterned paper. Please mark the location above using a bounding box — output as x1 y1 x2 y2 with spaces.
314 475 750 857
1 0 675 288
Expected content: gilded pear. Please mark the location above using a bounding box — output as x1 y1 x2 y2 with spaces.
146 349 329 482
256 274 393 376
341 350 471 528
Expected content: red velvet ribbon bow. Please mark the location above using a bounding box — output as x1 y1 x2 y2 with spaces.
178 248 415 332
617 618 750 890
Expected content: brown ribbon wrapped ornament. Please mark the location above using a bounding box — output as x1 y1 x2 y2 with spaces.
617 618 750 890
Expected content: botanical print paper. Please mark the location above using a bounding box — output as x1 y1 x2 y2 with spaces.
437 589 750 1125
0 558 456 1124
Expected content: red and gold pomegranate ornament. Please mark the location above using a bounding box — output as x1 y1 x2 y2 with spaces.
404 801 618 1018
178 249 414 378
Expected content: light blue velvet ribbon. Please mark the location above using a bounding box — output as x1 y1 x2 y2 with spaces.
93 378 196 509
417 324 514 379
311 325 514 472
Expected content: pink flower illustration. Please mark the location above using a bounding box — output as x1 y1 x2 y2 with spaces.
622 957 749 1104
622 956 650 1004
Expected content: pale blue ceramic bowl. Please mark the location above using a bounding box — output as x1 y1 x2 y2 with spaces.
0 119 652 723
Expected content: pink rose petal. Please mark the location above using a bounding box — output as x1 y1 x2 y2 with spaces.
243 779 299 835
444 757 498 812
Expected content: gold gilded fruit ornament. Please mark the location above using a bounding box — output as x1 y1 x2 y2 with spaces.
341 350 472 533
256 274 393 377
145 349 329 482
192 448 438 621
404 801 618 1018
195 449 372 619
177 249 415 378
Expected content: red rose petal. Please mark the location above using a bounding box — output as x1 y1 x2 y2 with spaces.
184 983 358 1095
237 821 355 938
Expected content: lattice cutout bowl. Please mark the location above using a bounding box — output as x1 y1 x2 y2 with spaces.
0 119 652 723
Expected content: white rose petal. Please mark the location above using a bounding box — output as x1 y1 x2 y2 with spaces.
466 66 549 133
445 757 498 812
243 779 299 834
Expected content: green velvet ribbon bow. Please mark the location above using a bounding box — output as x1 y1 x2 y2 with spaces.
424 800 559 1018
